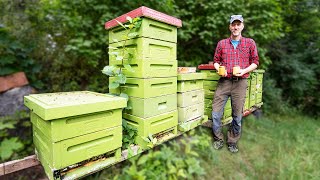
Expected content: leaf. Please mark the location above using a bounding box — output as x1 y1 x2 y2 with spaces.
126 16 133 23
109 81 120 89
119 93 129 101
137 155 148 165
128 32 138 38
0 138 23 160
115 19 126 29
0 121 15 130
117 74 126 84
124 64 135 73
101 65 115 76
83 40 92 47
116 55 123 61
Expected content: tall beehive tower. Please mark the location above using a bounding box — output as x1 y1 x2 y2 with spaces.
105 6 182 149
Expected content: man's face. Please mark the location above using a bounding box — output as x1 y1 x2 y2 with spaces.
229 20 244 37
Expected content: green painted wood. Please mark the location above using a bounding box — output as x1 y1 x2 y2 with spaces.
200 70 221 80
177 89 204 107
109 59 177 78
33 125 122 170
178 102 204 123
204 89 215 99
203 80 219 91
177 73 206 81
109 18 177 44
109 77 177 98
24 91 127 120
124 110 178 150
123 110 178 137
108 37 177 62
177 80 204 93
178 115 208 132
30 109 122 142
124 93 177 118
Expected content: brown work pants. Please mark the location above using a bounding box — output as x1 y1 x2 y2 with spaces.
212 78 247 144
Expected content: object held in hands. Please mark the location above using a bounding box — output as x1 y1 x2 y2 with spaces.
233 66 240 76
218 66 226 76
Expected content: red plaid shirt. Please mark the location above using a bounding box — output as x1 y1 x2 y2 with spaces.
213 36 259 78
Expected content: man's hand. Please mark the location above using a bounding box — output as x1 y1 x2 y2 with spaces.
234 69 245 76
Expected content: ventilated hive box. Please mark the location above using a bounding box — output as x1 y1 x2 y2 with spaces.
178 102 204 122
125 93 177 118
109 77 177 98
177 73 206 92
124 110 178 149
109 17 178 44
177 89 204 107
254 69 265 104
24 92 126 173
200 70 220 80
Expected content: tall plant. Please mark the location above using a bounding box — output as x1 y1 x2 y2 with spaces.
102 16 141 102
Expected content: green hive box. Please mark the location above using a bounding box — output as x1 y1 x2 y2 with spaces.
177 89 204 107
24 91 127 120
203 80 219 91
254 70 265 104
108 37 176 62
177 80 204 93
30 109 122 142
177 73 206 81
109 59 177 78
200 70 221 80
109 17 177 44
125 93 177 118
109 77 177 98
249 73 257 108
124 110 178 149
178 102 204 123
33 125 122 171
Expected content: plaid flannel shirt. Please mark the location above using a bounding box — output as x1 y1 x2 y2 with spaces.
213 36 259 78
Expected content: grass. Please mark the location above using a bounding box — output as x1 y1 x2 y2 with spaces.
85 112 320 180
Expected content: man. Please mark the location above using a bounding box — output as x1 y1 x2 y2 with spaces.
212 15 259 153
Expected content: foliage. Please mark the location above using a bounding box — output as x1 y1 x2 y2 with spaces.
267 0 320 116
0 112 33 163
122 119 138 149
87 113 320 179
102 16 141 91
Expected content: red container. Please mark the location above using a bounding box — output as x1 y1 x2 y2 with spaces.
105 6 182 30
198 63 215 70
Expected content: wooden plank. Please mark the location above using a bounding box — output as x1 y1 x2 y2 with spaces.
0 155 40 176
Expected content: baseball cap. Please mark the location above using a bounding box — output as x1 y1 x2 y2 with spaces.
230 15 244 23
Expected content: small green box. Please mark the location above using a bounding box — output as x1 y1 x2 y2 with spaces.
178 102 204 123
33 125 122 170
109 77 177 98
109 59 177 78
24 91 127 120
203 80 219 91
109 37 177 62
125 93 177 118
200 70 221 80
177 89 204 107
204 89 215 99
109 18 178 44
177 73 206 81
177 80 204 93
30 109 122 142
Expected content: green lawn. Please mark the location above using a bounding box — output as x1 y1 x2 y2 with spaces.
86 113 320 180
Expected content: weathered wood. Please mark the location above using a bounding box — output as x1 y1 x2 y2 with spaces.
0 155 40 176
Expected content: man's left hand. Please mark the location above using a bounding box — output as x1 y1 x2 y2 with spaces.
234 69 245 77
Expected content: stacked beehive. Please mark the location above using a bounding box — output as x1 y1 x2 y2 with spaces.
177 72 206 132
106 7 182 150
24 91 126 180
198 64 233 125
249 69 265 108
